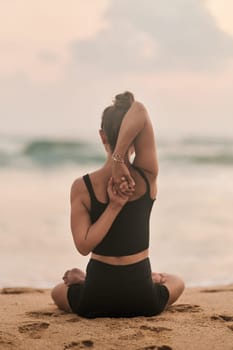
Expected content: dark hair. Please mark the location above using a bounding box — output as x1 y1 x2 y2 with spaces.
101 91 134 151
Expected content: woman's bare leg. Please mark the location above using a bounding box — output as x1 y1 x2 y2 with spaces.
51 283 72 312
152 272 185 307
162 273 185 307
51 267 86 313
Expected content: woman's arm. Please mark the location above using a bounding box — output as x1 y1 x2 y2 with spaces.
70 177 130 256
112 101 158 184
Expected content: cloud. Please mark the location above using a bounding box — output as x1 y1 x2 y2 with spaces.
71 0 233 73
37 51 59 64
0 0 109 80
71 23 158 73
206 0 233 37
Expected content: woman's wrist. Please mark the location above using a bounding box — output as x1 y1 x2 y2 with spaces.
108 201 124 212
112 152 124 164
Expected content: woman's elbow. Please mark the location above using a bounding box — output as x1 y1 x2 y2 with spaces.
78 249 90 256
75 241 91 256
133 101 146 111
77 246 90 256
152 164 159 178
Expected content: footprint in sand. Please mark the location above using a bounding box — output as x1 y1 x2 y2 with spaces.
145 317 158 322
18 322 50 339
167 303 202 313
211 315 233 322
0 330 20 349
64 342 80 350
27 310 82 322
66 317 81 323
137 345 172 350
118 331 144 340
201 288 233 293
140 325 172 333
26 310 60 318
1 287 44 294
211 315 233 332
63 340 94 349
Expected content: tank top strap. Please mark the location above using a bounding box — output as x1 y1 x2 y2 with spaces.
83 174 97 203
132 165 150 194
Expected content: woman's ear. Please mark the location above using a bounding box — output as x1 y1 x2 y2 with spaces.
99 129 108 145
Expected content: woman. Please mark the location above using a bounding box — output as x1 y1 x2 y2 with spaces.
51 91 184 318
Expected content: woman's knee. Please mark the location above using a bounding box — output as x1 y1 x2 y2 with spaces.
171 274 185 293
162 273 185 306
51 283 72 313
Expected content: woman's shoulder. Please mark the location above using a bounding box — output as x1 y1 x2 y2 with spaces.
70 169 101 201
70 175 91 204
71 176 84 191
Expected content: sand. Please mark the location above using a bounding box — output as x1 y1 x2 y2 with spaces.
0 285 233 350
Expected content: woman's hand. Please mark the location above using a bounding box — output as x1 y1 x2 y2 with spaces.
107 177 132 209
112 161 135 194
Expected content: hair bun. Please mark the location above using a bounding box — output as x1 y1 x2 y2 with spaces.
114 91 134 110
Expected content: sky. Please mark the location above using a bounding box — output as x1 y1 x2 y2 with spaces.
1 0 233 140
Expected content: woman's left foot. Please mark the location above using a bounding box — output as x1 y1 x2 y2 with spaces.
152 272 166 284
63 268 86 286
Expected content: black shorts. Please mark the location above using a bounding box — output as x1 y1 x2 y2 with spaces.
67 258 169 318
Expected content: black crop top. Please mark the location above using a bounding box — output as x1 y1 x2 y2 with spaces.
83 166 155 256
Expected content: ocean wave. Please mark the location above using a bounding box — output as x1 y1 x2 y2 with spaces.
23 139 105 165
0 135 233 168
160 152 233 165
0 137 105 168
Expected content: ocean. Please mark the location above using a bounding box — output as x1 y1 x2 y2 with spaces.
1 134 233 288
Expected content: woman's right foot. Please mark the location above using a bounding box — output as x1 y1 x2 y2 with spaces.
63 268 86 286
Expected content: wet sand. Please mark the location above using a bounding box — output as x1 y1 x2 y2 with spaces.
0 285 233 350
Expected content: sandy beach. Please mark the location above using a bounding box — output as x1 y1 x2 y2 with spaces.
0 285 232 350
